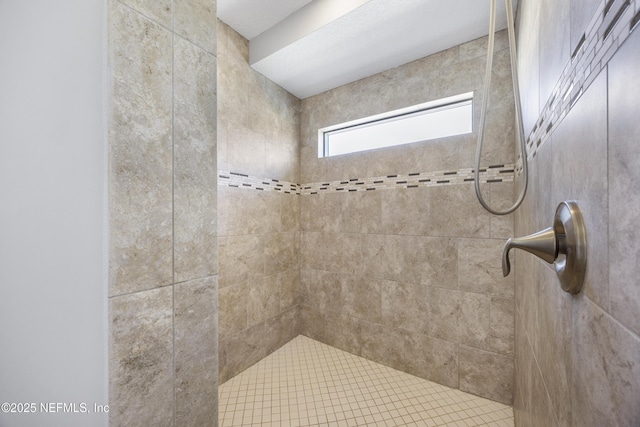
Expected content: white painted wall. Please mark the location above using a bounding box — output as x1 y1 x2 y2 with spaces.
0 1 108 426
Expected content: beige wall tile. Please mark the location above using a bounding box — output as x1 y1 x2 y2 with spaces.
173 37 217 283
572 296 640 426
381 187 430 236
218 284 247 338
174 277 218 426
536 264 572 426
381 281 428 335
264 232 297 275
341 191 382 234
459 345 514 405
303 268 342 313
109 2 173 295
458 238 514 298
516 0 541 137
119 0 171 27
342 274 382 324
427 287 462 342
538 0 570 105
109 287 173 427
608 29 640 336
218 234 263 289
358 320 405 371
489 296 515 356
218 323 267 383
489 182 516 238
403 236 458 288
217 20 301 382
248 275 280 327
360 234 404 282
109 1 218 423
428 186 492 238
551 71 609 308
459 292 491 349
173 0 216 54
516 2 640 425
404 333 458 388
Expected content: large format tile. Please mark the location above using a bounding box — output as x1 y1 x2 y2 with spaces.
218 284 247 338
218 323 267 384
357 320 405 371
608 29 640 336
381 281 428 335
536 264 572 426
426 286 462 342
428 185 491 238
247 275 280 326
572 296 640 426
173 0 217 54
109 287 173 427
459 345 514 405
218 234 263 289
539 0 570 106
174 277 218 426
458 238 514 298
109 1 173 295
551 70 609 308
516 0 541 138
173 37 217 283
403 236 458 289
459 292 491 349
570 0 601 54
489 296 515 356
277 268 299 311
264 232 297 275
403 333 459 388
341 274 382 324
359 234 404 282
119 0 171 27
380 187 430 236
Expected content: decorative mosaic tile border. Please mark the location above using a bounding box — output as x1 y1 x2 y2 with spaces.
218 171 302 194
218 164 515 195
517 0 639 172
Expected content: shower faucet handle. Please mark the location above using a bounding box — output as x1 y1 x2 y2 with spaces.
502 227 557 276
502 201 587 294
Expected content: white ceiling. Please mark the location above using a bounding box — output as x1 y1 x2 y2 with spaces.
217 0 516 99
217 0 316 40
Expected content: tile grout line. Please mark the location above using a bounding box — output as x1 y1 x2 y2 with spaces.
170 1 176 425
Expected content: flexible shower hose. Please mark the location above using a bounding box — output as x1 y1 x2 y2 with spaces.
474 0 528 215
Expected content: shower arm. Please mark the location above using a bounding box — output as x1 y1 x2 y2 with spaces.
474 0 529 215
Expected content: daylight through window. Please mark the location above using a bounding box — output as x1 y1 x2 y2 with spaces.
318 92 473 157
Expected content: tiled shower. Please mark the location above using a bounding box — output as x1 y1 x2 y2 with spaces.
106 0 640 426
217 17 517 404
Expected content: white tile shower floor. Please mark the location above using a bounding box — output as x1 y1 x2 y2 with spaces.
219 336 514 426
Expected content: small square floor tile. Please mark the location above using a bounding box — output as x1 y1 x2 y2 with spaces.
219 336 514 426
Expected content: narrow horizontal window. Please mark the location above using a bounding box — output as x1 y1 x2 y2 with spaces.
318 92 473 158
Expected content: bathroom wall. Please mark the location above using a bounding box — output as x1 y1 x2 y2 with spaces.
299 32 518 404
217 21 301 383
0 1 107 426
514 0 640 425
108 0 218 425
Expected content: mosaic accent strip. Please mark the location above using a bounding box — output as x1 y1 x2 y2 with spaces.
517 0 638 173
218 165 515 195
218 171 301 194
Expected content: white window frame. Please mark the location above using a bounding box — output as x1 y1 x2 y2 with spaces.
318 92 474 158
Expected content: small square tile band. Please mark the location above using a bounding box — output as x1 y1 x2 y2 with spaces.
219 336 514 426
218 164 515 196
